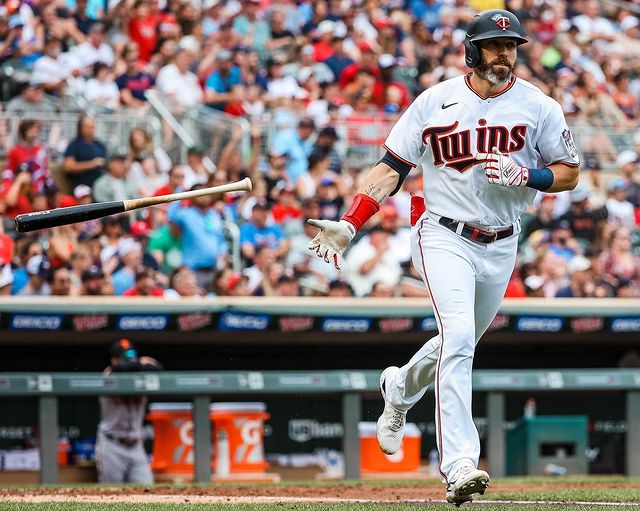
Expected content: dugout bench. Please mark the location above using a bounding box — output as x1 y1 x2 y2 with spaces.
0 369 638 484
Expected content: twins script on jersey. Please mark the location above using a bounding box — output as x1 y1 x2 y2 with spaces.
384 74 580 227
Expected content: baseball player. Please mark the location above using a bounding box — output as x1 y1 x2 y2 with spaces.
95 339 162 484
308 9 579 506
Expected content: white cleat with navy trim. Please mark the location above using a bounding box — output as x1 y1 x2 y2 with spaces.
376 366 406 455
445 465 490 507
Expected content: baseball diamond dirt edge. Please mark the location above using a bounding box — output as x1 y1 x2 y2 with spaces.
14 177 252 233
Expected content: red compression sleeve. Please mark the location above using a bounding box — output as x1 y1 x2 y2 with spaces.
341 193 380 231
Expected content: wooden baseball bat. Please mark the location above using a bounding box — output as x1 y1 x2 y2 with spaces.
14 177 252 233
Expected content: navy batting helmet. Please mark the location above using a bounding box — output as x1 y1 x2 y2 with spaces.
464 10 528 68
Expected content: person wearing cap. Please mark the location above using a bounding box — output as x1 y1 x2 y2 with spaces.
266 52 305 100
62 115 108 189
282 43 335 86
81 265 107 295
616 150 639 208
167 183 227 289
5 80 56 115
74 22 114 71
96 338 162 484
312 127 342 174
271 184 302 224
274 272 300 296
204 49 242 110
605 177 635 227
18 255 52 296
558 183 608 246
555 255 595 297
373 53 410 111
92 148 138 203
548 218 582 263
156 48 203 110
271 117 317 183
327 279 354 297
345 224 403 296
111 239 144 295
338 40 382 88
240 200 289 261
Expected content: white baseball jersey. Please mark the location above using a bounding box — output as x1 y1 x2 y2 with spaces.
384 74 580 227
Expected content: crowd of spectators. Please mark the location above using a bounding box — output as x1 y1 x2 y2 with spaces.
0 0 639 298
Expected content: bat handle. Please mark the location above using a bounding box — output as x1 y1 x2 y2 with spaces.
14 202 126 233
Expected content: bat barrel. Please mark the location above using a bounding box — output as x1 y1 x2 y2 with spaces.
14 202 126 233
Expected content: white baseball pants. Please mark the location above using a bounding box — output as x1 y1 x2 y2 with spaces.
95 433 154 484
384 211 519 481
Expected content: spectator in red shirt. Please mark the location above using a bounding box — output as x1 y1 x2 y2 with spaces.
338 41 381 87
272 186 302 224
123 266 164 296
128 0 158 63
4 120 53 196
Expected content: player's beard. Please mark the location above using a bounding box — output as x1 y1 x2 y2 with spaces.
476 55 514 86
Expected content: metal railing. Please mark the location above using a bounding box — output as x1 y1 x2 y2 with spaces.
1 369 638 483
0 111 162 163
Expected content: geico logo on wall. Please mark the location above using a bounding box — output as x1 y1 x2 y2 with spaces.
10 314 63 330
288 419 344 443
515 316 563 332
218 312 270 330
610 318 640 332
321 318 371 333
117 315 168 330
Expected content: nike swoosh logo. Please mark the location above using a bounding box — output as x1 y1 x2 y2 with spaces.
441 102 458 109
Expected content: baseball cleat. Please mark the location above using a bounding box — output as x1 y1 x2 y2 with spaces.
446 466 490 506
376 366 406 455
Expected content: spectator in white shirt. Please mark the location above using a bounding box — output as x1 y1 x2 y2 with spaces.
85 62 120 111
30 37 84 96
73 22 114 73
571 0 618 43
606 178 636 227
156 48 203 111
345 224 402 296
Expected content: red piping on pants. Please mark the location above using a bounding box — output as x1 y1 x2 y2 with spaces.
417 217 448 483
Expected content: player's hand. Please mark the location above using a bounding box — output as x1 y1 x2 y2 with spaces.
475 147 529 187
307 219 355 270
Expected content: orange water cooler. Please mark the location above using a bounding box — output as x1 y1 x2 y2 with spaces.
210 402 270 473
147 403 195 479
147 401 270 481
359 421 422 472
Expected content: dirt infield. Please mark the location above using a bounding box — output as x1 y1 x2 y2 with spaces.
2 480 639 504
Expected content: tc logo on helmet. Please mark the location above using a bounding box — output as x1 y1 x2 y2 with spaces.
492 14 511 30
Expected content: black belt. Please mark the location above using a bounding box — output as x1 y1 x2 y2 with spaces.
438 216 514 244
104 433 140 448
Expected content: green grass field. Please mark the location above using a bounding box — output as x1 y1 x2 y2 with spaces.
0 477 638 511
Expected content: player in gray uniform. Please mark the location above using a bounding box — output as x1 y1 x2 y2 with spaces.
308 9 580 506
95 339 162 484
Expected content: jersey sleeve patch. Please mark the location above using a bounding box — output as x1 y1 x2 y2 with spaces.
561 129 579 160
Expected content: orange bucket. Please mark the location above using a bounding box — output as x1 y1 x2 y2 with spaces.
147 403 195 476
210 402 270 473
359 421 421 472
